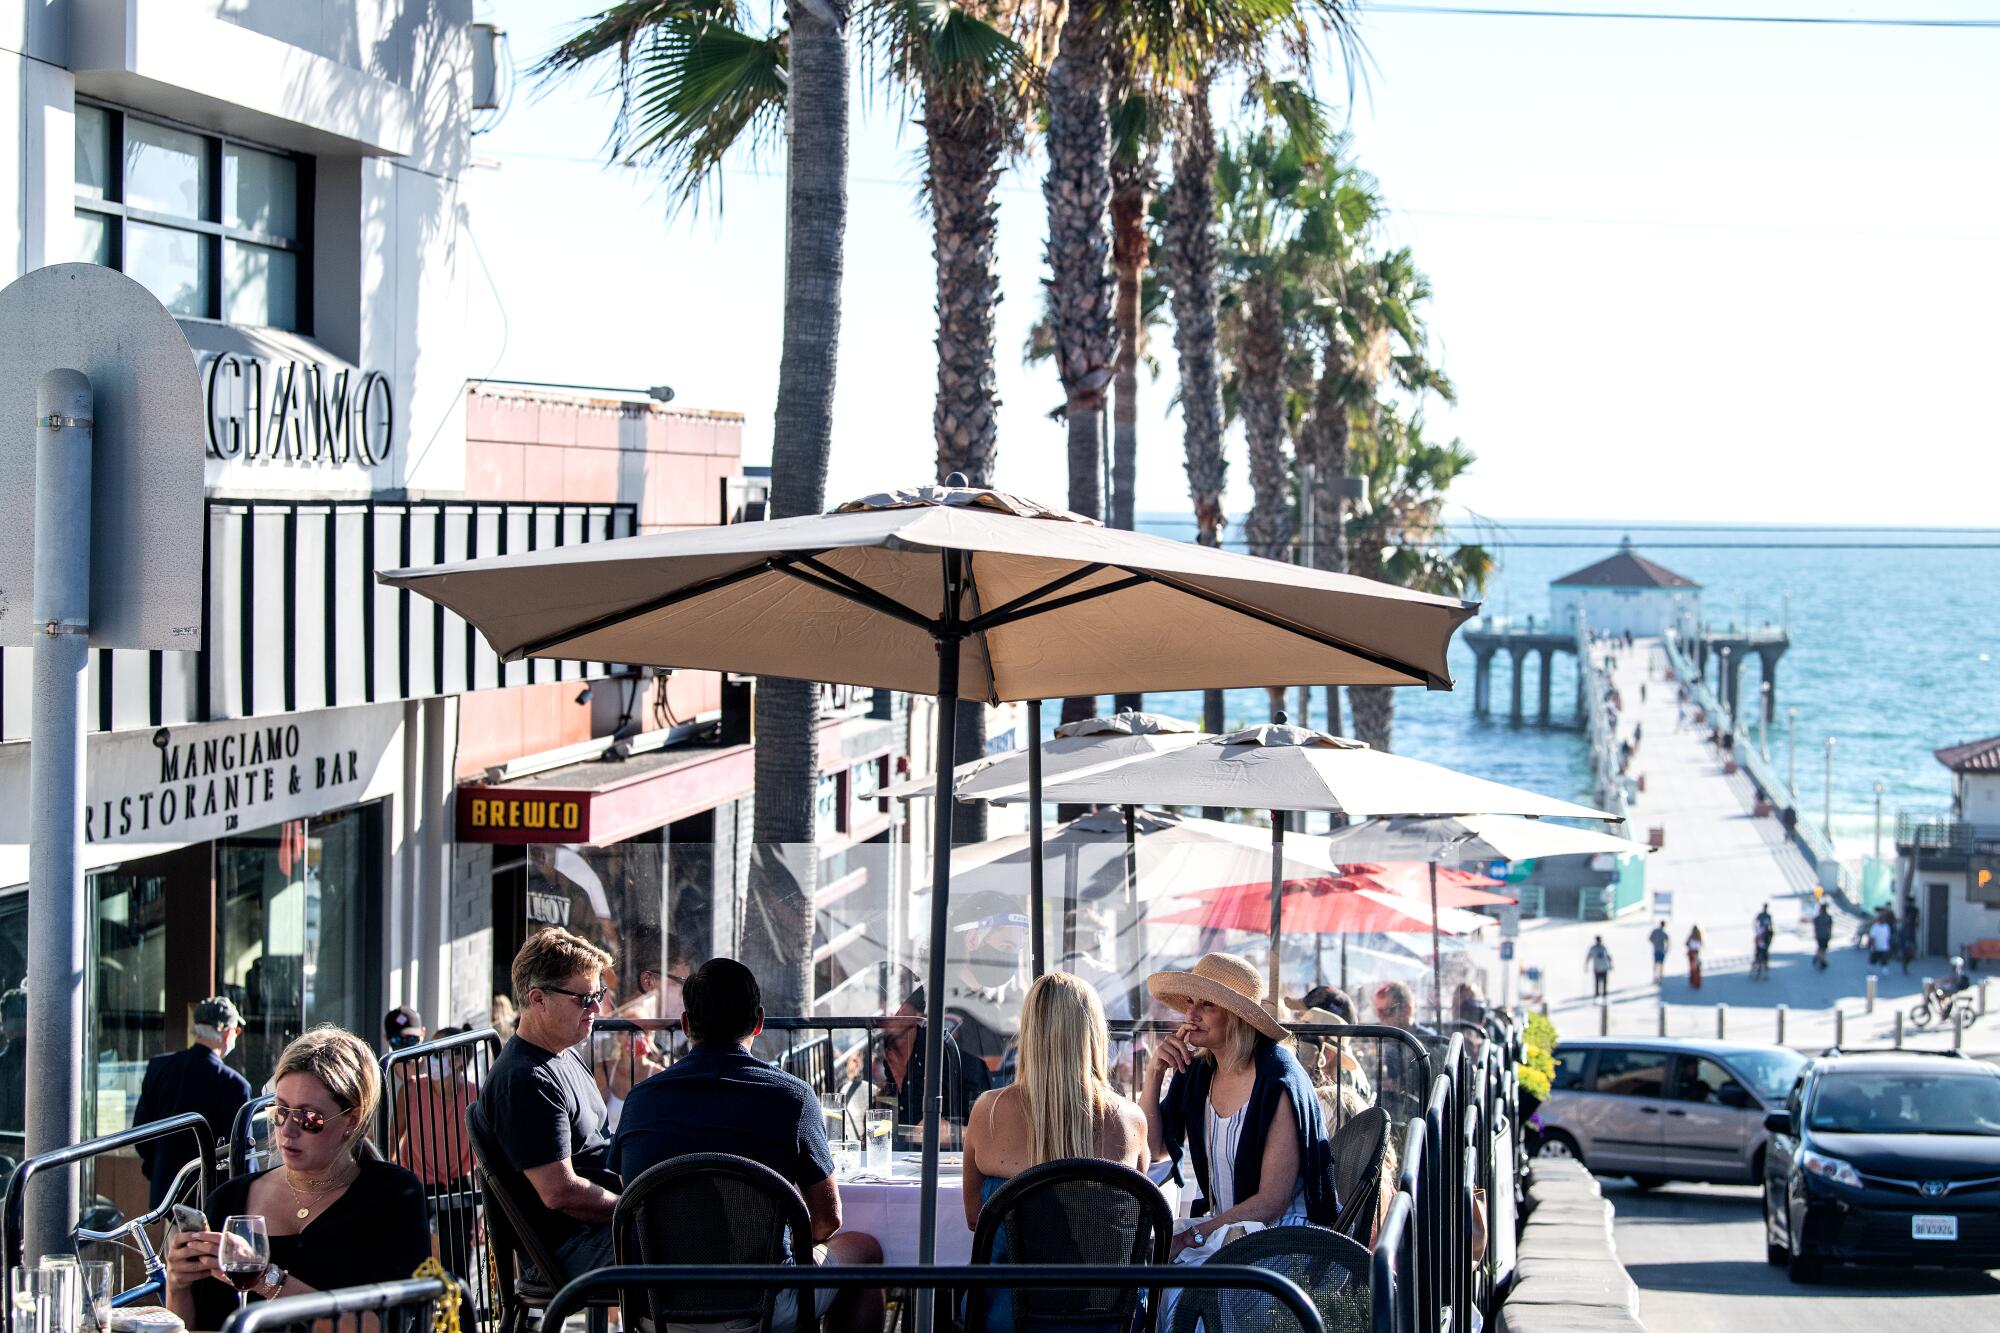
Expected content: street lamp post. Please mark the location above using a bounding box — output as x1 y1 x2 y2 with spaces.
1787 709 1798 795
1759 682 1772 761
1874 781 1886 861
1719 646 1733 730
1824 736 1837 842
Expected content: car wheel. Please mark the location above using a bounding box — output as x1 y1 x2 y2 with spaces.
1762 1190 1788 1267
1535 1130 1580 1163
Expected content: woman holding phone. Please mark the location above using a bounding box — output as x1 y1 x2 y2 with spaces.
166 1026 432 1330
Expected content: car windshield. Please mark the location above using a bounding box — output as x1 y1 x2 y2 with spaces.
1728 1048 1807 1103
1807 1071 2000 1136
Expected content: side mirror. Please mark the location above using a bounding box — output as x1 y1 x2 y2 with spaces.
1717 1082 1755 1110
1763 1110 1793 1137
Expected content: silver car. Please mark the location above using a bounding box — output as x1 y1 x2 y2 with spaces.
1535 1037 1808 1186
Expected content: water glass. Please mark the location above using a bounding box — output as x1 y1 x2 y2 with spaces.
819 1091 852 1143
863 1110 893 1172
21 1259 80 1333
831 1138 861 1177
76 1262 111 1333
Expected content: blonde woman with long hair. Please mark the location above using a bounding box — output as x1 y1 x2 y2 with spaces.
961 972 1149 1227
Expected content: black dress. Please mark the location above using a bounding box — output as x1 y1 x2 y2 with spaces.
191 1158 433 1331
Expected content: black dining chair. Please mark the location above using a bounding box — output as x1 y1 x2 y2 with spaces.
1328 1107 1390 1243
464 1103 616 1333
1166 1225 1372 1333
968 1157 1173 1333
614 1152 818 1333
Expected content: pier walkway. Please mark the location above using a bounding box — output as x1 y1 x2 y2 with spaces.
1512 637 1978 1051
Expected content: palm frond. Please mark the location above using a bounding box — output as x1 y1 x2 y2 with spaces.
622 16 789 208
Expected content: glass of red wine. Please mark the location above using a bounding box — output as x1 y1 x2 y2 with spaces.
218 1216 270 1315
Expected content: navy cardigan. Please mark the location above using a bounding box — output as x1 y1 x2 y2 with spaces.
1159 1038 1339 1226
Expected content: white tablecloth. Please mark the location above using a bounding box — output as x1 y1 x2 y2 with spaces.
835 1156 975 1265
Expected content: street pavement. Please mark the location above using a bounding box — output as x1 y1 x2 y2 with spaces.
1513 638 2000 1056
1607 1179 2000 1326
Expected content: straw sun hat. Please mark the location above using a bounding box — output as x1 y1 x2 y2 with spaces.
1145 953 1287 1042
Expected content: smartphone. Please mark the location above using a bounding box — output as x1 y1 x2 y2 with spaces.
169 1204 207 1239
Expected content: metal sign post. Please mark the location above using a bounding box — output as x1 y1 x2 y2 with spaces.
24 373 91 1260
0 265 203 1261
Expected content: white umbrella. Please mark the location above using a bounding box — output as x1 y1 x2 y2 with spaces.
1036 722 1618 1010
1321 813 1653 863
380 482 1475 1271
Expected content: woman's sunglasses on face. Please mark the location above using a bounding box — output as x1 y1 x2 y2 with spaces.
270 1103 346 1134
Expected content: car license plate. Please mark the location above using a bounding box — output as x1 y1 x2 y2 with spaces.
1912 1215 1958 1241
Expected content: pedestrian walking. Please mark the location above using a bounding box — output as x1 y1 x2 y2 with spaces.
1751 902 1774 980
1639 682 1647 704
1812 902 1834 970
1867 911 1893 967
132 997 252 1208
1648 920 1670 984
1685 926 1704 989
1902 899 1922 974
1586 936 1613 1000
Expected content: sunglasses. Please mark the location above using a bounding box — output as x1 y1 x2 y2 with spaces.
541 983 609 1008
269 1103 347 1134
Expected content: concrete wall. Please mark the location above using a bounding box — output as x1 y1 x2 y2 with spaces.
1960 772 2000 829
1500 1158 1645 1333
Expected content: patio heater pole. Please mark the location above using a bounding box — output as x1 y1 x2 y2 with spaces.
915 549 966 1308
1429 860 1444 1031
1028 698 1045 977
1268 808 1286 1004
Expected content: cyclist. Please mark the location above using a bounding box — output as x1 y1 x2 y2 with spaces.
1932 956 1974 1009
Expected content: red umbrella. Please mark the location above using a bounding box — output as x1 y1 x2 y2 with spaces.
1329 863 1516 908
1157 877 1497 935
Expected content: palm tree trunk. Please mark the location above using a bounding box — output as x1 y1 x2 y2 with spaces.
1345 536 1394 750
1304 324 1350 736
1045 0 1113 735
1240 273 1291 726
927 75 1004 843
1164 84 1225 749
747 0 849 1018
1109 143 1149 717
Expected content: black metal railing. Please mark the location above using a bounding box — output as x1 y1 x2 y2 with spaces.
2 1114 217 1333
1896 811 1991 854
544 1264 1327 1333
222 1275 465 1333
379 1027 503 1332
227 1095 274 1177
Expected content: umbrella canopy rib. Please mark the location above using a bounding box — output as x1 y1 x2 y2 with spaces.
962 561 1110 629
507 552 822 661
782 557 940 633
1131 568 1446 688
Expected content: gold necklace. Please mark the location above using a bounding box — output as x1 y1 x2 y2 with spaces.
283 1162 356 1220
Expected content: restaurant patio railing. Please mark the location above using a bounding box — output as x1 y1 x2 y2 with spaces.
221 1274 466 1333
34 997 1509 1333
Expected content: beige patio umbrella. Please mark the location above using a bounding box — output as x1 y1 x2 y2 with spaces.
378 481 1475 1267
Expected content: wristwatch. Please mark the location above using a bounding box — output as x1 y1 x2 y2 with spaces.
258 1265 285 1299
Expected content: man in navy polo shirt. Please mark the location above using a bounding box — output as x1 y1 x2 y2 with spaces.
612 959 883 1333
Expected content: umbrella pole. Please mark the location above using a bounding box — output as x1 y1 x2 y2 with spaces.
1028 698 1046 978
916 560 965 1303
1429 859 1443 1030
1268 811 1286 1004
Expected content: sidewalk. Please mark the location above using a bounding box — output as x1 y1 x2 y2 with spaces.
1509 638 1990 1051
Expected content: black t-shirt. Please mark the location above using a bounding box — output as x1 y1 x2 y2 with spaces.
610 1043 834 1193
191 1159 431 1331
476 1035 612 1247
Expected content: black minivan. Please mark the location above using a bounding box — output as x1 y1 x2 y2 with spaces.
1763 1050 2000 1282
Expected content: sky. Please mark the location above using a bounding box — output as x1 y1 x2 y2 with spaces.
461 1 2000 526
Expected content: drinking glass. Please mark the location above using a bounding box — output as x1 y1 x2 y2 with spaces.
37 1258 79 1333
218 1216 270 1315
863 1111 893 1172
820 1091 851 1143
76 1262 111 1333
831 1138 861 1177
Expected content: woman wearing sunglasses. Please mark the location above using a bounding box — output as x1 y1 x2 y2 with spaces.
166 1026 432 1330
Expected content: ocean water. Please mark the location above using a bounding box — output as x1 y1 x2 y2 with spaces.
1054 516 2000 854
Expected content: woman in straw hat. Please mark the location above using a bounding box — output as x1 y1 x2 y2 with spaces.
1141 954 1340 1257
962 973 1150 1332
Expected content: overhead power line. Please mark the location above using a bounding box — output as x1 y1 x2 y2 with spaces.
1361 4 2000 28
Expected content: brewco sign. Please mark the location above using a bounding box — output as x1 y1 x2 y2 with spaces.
458 787 592 844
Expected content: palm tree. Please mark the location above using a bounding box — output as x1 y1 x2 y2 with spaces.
1344 409 1491 750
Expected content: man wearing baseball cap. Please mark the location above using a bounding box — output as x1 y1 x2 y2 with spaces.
383 1005 426 1052
131 996 252 1207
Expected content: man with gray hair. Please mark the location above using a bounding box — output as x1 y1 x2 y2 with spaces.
132 997 251 1207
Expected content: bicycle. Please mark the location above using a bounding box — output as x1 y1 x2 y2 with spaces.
72 1158 205 1309
1908 984 1980 1030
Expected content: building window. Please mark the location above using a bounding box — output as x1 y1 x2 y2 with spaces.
73 102 309 331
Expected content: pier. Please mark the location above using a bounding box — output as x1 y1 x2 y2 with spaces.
1461 616 1792 727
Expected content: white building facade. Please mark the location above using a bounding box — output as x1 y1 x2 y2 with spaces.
1549 538 1702 640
